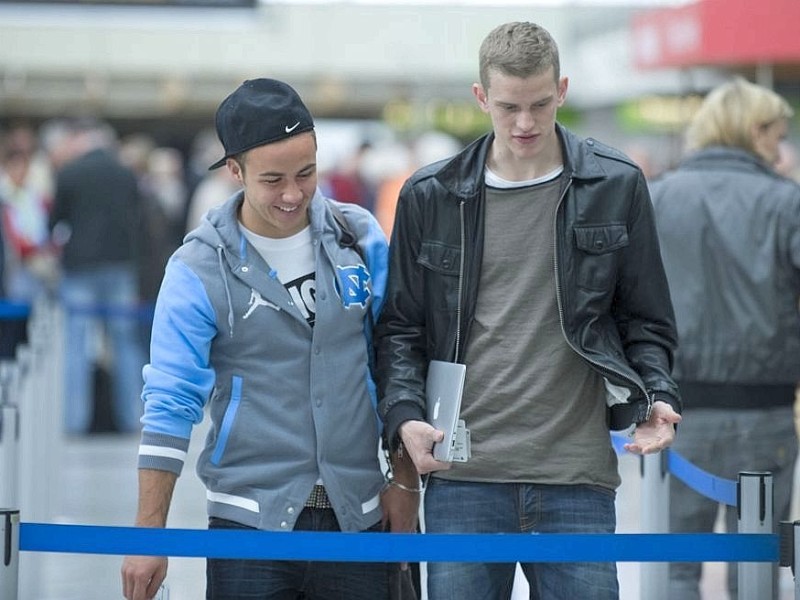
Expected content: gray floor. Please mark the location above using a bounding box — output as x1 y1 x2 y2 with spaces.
16 423 797 600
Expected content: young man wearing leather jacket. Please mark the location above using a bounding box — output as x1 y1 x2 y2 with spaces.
375 21 682 600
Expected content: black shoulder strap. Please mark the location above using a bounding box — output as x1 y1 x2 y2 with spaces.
327 200 365 262
326 199 376 373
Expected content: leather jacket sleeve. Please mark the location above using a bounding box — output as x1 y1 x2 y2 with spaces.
374 179 431 448
612 173 680 411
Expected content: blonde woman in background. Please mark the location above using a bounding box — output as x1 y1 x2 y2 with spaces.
650 77 800 600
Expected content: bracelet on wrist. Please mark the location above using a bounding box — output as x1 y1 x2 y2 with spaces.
384 475 422 494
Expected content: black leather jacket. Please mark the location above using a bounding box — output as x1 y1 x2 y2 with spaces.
375 125 681 448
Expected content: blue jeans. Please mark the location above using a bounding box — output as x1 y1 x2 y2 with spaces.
60 264 146 434
424 478 619 600
206 510 389 599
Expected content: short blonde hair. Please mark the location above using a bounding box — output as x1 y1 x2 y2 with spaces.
479 22 560 91
685 77 793 154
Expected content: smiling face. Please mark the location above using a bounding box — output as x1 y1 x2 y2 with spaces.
473 66 568 180
227 131 317 238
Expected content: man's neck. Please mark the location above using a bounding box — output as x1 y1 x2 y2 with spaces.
487 139 563 182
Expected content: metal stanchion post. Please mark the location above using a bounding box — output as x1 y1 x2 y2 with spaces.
795 522 800 599
0 509 19 600
17 298 57 600
0 404 19 512
639 449 670 600
738 471 773 599
29 298 62 521
778 521 799 598
0 363 20 600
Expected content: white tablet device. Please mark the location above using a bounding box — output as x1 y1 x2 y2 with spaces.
425 360 467 462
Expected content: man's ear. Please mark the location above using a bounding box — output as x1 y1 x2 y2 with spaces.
472 83 489 113
557 76 569 107
226 159 243 183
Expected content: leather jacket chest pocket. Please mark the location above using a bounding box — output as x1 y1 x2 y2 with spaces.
573 224 629 291
417 241 461 310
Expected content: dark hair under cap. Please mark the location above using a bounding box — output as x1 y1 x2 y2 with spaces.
208 78 315 170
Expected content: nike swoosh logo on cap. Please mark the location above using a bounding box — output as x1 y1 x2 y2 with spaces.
285 122 300 133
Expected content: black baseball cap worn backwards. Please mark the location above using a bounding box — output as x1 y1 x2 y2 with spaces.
209 78 315 170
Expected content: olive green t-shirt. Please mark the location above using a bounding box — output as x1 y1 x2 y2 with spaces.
437 170 619 490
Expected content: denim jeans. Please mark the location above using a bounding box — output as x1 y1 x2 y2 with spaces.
60 264 146 434
669 406 797 600
424 478 619 600
206 510 389 600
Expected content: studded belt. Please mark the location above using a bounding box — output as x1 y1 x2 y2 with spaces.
304 484 333 509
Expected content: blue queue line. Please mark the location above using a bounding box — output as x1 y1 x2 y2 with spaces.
0 299 155 321
0 301 31 319
11 442 772 563
18 523 777 563
610 433 737 507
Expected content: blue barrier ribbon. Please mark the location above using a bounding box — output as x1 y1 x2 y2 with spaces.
610 434 737 507
610 433 628 454
668 450 738 506
18 523 777 563
63 302 155 320
0 299 156 321
0 301 31 319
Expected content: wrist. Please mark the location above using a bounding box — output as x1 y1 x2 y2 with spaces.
383 474 422 494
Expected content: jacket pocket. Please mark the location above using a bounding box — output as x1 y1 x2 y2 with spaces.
573 224 629 291
417 241 461 276
210 376 243 465
417 241 461 312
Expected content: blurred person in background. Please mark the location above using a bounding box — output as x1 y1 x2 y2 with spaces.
119 134 177 350
49 117 146 435
650 77 800 600
121 78 419 600
322 140 376 212
39 117 81 176
0 123 58 357
375 21 681 600
361 139 414 239
183 128 240 233
143 146 188 253
369 131 462 239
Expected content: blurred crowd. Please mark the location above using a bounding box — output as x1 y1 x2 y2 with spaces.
1 113 797 437
0 116 464 433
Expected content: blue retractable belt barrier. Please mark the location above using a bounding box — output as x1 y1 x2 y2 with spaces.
0 301 31 320
18 523 777 563
0 298 156 321
62 302 155 320
668 450 738 506
610 434 737 506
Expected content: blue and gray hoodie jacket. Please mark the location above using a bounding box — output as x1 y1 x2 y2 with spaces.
137 190 389 532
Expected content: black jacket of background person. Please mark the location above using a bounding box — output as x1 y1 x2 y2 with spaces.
50 147 141 271
650 146 800 402
375 124 681 449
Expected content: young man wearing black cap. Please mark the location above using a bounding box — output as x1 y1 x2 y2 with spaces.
121 78 419 600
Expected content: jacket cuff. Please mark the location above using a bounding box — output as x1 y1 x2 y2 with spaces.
608 399 651 430
652 390 682 415
383 401 426 452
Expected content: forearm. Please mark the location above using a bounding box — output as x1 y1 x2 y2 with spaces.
134 469 178 528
